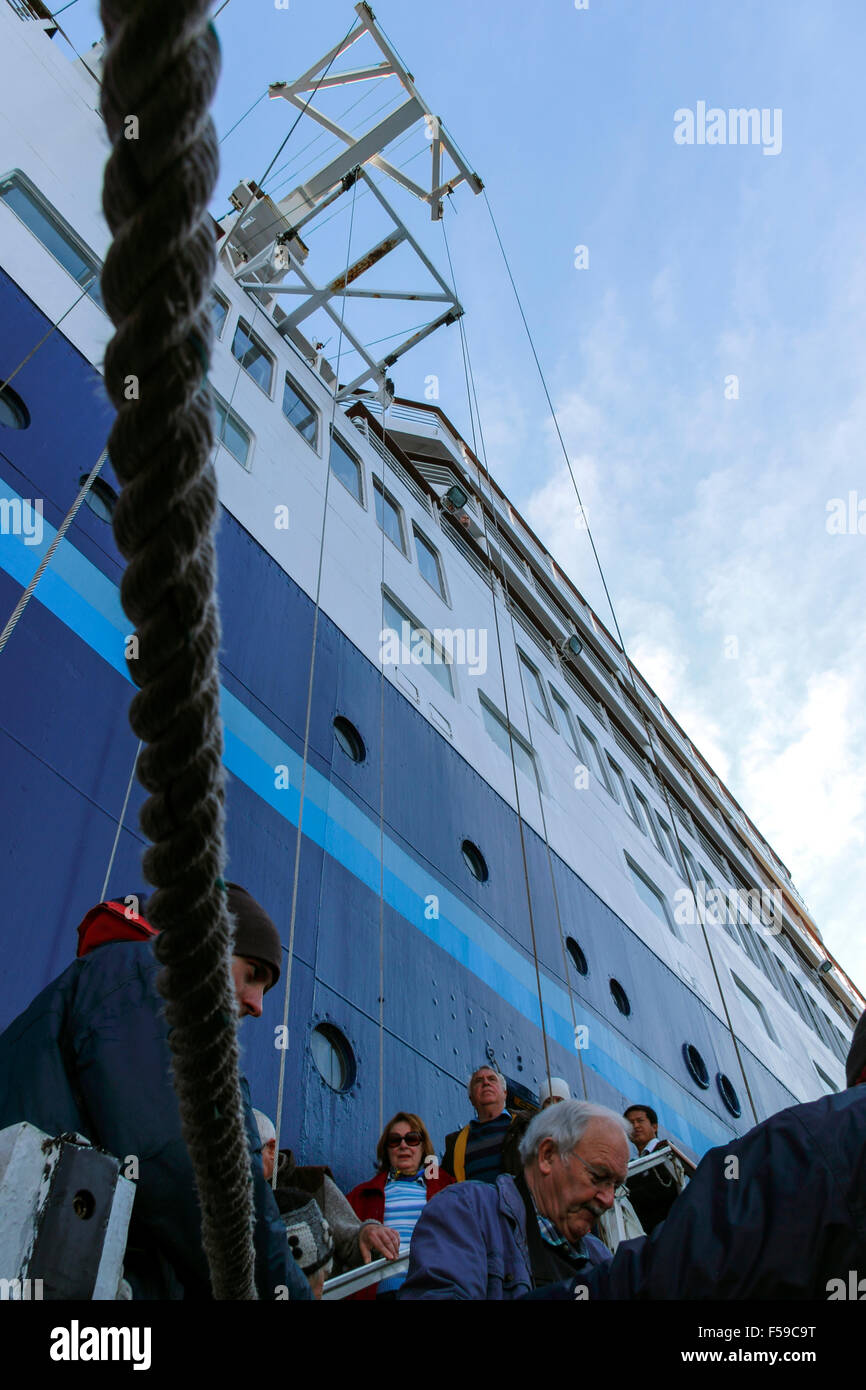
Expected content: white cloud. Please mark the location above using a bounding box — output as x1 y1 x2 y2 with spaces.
503 258 866 999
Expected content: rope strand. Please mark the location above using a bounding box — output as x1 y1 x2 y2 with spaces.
99 0 258 1297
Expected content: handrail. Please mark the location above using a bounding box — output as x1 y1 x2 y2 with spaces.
321 1253 411 1300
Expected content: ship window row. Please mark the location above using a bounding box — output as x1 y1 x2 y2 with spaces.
209 328 455 611
210 292 321 456
564 934 744 1111
0 169 104 309
210 303 451 595
513 643 853 1047
447 490 796 938
207 292 853 1044
0 163 789 921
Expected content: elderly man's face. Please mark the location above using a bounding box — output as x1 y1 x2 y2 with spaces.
470 1068 506 1111
534 1119 629 1244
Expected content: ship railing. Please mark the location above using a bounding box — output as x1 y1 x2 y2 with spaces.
322 1253 411 1300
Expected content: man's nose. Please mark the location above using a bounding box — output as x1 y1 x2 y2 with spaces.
598 1187 616 1211
244 988 263 1019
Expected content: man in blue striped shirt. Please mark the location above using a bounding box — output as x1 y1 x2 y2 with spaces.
442 1066 516 1184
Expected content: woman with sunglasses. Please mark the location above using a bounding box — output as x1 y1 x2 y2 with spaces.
347 1111 454 1299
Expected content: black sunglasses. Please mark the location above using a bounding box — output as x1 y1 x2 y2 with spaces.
386 1131 423 1147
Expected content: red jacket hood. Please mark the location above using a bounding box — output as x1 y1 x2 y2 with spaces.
76 900 159 957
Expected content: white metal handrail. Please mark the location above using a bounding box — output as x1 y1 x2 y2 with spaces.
322 1253 411 1300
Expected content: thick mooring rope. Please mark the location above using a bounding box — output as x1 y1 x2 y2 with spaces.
98 1 257 1299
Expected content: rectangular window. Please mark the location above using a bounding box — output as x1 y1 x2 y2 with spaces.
633 787 661 850
329 432 364 503
656 815 681 869
282 373 318 448
699 866 743 946
775 959 807 1017
231 318 274 394
752 933 785 991
733 907 765 969
606 755 639 823
577 720 612 794
682 846 700 884
518 651 553 724
790 976 836 1049
551 689 580 755
814 1062 839 1094
211 390 252 469
374 478 407 554
628 786 648 835
414 528 446 599
627 858 681 939
382 592 453 697
733 974 778 1043
480 696 538 784
828 1024 851 1065
0 170 104 308
210 290 229 338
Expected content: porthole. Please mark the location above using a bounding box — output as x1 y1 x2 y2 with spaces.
716 1072 741 1117
311 1023 355 1092
609 978 631 1016
333 715 365 763
461 839 488 883
0 382 30 430
683 1042 709 1089
566 936 588 976
79 475 118 523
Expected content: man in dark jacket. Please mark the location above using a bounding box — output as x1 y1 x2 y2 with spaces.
401 1101 625 1299
545 1009 866 1301
0 887 310 1301
442 1065 523 1183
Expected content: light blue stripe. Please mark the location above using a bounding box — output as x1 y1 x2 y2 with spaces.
0 491 733 1154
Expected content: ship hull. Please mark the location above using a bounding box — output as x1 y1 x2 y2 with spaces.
0 267 801 1188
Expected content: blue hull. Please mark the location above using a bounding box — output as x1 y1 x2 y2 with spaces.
0 268 797 1189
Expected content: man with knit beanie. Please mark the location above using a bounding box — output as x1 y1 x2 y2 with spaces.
0 884 310 1302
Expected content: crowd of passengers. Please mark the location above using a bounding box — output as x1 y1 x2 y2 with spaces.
0 884 863 1301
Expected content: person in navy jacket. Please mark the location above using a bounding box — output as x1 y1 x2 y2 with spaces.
0 888 310 1301
569 1010 866 1301
400 1101 624 1299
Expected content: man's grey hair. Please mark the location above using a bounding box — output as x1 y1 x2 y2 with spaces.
518 1100 631 1166
253 1108 276 1146
467 1065 506 1098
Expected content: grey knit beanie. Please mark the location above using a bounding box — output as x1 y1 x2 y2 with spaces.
278 1188 334 1277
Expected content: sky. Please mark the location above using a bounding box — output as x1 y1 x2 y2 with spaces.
59 0 866 997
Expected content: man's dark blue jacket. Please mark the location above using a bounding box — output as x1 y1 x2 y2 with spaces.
400 1172 611 1299
0 939 309 1300
552 1086 866 1300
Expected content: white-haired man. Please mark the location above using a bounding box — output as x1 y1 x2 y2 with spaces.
402 1100 628 1299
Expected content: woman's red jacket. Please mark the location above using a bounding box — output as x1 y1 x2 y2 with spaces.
345 1169 455 1300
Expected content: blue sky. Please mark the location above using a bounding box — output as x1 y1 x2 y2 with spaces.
60 1 866 999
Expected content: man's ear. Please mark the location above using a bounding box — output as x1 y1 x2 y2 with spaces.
535 1137 558 1175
